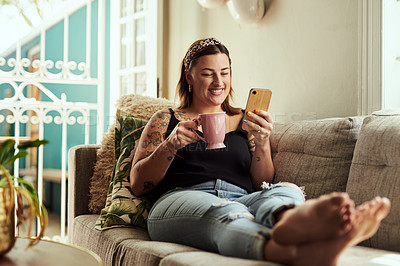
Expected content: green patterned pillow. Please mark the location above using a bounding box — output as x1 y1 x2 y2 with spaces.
95 110 155 230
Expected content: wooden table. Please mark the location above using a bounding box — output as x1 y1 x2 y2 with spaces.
0 237 103 266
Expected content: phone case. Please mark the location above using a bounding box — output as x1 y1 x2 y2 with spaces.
242 88 272 131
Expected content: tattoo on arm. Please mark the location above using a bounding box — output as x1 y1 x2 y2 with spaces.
143 181 155 192
175 110 192 121
248 138 255 150
255 156 261 162
148 132 162 146
150 111 168 128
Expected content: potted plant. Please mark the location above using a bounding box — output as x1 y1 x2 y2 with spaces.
0 139 48 256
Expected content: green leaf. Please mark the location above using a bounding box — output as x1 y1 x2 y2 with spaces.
17 177 41 211
17 177 36 194
0 139 48 167
18 139 49 150
21 11 33 26
0 139 16 165
0 177 9 187
4 151 29 167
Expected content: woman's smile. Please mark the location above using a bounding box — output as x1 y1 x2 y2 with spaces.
209 88 224 96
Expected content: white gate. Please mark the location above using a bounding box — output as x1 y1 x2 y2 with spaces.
0 0 105 242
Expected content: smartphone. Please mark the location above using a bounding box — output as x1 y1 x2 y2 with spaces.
242 88 272 131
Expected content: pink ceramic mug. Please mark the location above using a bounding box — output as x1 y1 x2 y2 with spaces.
197 112 226 150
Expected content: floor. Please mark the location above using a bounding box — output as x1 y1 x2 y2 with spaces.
17 211 67 242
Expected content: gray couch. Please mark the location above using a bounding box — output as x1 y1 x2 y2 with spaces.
68 109 400 266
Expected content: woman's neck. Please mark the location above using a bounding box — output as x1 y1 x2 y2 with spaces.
187 103 223 115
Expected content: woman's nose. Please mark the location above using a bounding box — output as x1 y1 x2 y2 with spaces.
213 74 223 86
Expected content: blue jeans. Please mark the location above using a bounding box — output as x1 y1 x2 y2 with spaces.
147 179 305 260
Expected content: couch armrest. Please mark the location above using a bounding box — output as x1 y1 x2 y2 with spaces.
68 145 100 231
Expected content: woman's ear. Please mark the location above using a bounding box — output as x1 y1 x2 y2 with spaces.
185 70 193 85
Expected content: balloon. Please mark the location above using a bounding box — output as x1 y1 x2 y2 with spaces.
227 0 265 24
197 0 225 9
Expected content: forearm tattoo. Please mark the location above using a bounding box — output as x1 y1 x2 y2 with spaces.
248 138 255 150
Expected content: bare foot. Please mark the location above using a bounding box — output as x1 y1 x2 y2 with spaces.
271 192 354 245
266 196 391 266
348 196 391 246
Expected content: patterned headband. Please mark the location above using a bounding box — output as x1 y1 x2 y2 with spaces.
183 38 222 70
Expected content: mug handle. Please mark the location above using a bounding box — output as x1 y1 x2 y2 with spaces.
192 118 206 142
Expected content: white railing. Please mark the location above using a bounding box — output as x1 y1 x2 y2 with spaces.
0 0 105 242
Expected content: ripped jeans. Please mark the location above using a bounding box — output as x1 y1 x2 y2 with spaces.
147 179 305 261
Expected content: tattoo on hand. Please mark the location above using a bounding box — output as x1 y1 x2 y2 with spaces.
143 181 154 191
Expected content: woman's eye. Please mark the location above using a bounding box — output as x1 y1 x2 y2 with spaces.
202 73 212 76
221 72 229 76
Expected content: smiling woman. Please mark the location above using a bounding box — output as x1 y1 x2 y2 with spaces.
126 37 391 265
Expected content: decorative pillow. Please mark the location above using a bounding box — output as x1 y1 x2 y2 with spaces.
95 110 155 230
88 94 174 213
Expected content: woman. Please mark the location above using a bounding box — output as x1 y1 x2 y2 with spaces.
130 37 390 265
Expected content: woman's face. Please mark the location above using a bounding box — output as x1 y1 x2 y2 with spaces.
186 53 231 109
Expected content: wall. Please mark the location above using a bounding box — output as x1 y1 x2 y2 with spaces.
164 0 360 122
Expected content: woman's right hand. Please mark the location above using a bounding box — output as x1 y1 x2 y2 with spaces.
165 120 201 152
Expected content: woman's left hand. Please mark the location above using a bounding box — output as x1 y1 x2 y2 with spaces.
244 110 273 146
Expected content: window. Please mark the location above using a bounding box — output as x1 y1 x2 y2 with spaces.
359 0 400 114
382 0 400 109
109 0 162 117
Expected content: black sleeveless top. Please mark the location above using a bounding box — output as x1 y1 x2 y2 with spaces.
154 108 254 197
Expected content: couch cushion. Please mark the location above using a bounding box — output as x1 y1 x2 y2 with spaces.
160 252 278 266
113 240 198 265
347 114 400 252
160 246 400 266
72 214 197 265
71 214 150 265
270 117 364 199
